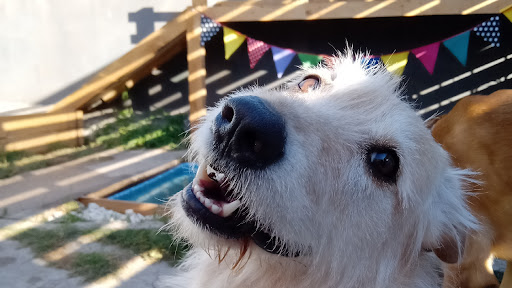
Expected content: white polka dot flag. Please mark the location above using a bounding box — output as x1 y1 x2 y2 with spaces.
247 37 270 69
473 16 501 47
198 14 508 78
200 14 221 46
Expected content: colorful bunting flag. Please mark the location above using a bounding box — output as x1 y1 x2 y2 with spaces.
247 38 270 69
321 55 335 68
364 57 382 69
443 31 470 66
298 53 323 68
503 5 512 23
473 16 501 47
411 42 440 74
223 27 246 60
381 52 409 76
199 13 508 79
200 15 221 46
271 47 296 78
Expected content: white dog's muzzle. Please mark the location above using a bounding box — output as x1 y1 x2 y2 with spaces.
181 95 301 257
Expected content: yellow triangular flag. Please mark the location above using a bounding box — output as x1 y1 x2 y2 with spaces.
502 4 512 23
381 52 409 76
223 27 246 60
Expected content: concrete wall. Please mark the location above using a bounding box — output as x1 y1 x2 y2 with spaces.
0 0 193 114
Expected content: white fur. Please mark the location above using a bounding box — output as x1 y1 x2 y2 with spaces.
162 50 478 288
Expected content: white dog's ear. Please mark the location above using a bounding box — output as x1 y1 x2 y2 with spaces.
422 164 477 264
433 229 466 264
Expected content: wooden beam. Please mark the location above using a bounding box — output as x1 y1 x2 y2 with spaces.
199 0 507 22
187 11 208 126
49 9 194 112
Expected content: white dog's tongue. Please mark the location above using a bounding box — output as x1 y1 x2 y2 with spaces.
192 163 241 217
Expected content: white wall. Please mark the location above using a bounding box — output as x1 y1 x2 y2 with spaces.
0 0 192 114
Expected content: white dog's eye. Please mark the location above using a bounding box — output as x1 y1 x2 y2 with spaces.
366 147 399 184
298 75 320 92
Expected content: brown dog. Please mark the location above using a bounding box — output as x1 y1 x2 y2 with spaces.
430 89 512 288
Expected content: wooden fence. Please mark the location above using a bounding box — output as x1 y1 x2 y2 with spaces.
0 111 83 153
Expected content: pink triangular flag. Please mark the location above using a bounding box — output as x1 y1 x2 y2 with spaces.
247 38 270 69
411 42 440 75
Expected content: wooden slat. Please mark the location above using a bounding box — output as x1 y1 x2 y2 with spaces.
0 111 83 153
0 133 79 153
200 0 507 22
0 112 78 138
186 11 208 125
2 122 78 140
49 9 194 112
78 197 162 216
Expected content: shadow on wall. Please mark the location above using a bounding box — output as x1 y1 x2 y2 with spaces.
7 7 180 114
36 68 104 107
129 8 178 44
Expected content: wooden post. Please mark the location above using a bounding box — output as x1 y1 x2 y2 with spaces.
187 11 208 126
75 110 84 146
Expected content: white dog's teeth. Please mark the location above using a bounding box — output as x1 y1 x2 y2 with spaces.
207 165 215 176
215 172 225 183
204 198 212 208
211 204 221 214
193 184 203 193
222 200 241 217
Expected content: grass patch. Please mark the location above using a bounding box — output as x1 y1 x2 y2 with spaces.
94 108 187 150
70 252 119 282
12 224 187 268
0 145 103 179
99 229 188 264
48 201 84 223
57 213 84 224
9 218 187 282
12 225 85 255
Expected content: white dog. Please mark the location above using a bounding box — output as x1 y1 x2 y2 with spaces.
163 51 478 288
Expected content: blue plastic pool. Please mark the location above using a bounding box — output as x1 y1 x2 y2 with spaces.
108 162 198 204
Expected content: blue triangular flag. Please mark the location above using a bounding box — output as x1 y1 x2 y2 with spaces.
473 16 501 47
200 15 221 46
271 47 296 78
443 31 470 66
363 57 382 69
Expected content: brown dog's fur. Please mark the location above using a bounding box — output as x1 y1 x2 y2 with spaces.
431 89 512 288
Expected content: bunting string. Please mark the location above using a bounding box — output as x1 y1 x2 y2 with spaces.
201 8 512 77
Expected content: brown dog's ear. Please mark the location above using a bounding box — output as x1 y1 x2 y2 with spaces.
433 232 466 264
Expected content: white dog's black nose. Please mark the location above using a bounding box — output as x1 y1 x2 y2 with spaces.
213 96 286 168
